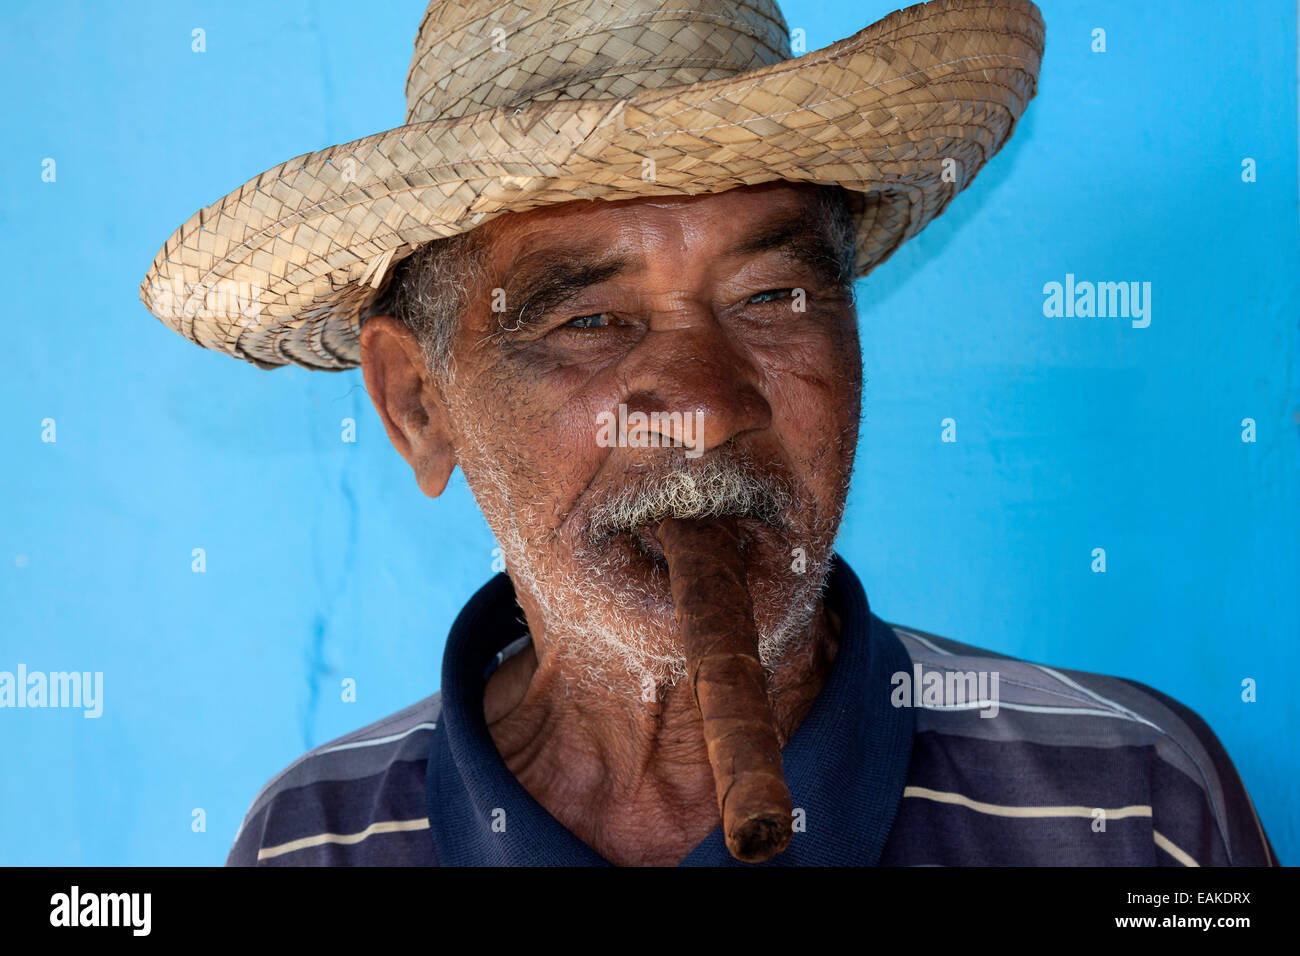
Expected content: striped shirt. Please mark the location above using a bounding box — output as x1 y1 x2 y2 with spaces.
227 558 1278 866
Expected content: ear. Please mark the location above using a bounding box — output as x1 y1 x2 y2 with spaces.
359 315 457 498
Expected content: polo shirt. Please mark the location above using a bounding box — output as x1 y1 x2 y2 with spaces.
226 555 1278 866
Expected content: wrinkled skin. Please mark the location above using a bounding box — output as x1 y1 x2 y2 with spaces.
361 180 863 865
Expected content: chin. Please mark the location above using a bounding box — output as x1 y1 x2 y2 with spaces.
550 528 825 683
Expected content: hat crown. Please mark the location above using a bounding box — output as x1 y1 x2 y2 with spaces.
404 0 792 124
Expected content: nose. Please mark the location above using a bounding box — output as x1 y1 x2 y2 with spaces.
616 314 771 458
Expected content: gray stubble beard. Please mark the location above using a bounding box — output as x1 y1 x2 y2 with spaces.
454 414 848 704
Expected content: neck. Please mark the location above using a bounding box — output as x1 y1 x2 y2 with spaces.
483 591 840 866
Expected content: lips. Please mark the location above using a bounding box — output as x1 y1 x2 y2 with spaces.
632 523 664 558
625 517 762 562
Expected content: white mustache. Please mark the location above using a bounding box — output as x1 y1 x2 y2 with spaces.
583 452 795 545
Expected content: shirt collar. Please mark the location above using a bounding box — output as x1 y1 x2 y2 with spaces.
426 553 914 865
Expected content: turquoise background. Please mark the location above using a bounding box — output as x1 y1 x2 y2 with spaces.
1 0 1296 865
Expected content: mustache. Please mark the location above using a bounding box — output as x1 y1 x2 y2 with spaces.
582 448 797 546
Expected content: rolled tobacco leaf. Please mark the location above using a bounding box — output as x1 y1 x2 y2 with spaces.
656 515 793 863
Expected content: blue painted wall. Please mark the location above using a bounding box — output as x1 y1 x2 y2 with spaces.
1 0 1295 865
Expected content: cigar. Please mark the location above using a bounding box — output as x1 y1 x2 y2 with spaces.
656 516 793 863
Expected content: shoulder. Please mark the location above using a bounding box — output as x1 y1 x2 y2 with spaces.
882 621 1277 866
225 692 442 866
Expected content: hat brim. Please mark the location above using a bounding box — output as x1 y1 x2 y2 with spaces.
139 0 1044 371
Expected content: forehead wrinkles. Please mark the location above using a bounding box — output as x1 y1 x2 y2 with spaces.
480 185 822 301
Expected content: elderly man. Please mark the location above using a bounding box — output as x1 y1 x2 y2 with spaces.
141 0 1276 866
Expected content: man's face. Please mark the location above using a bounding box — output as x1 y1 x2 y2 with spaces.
427 181 862 694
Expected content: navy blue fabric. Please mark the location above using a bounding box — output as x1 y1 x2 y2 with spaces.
227 556 1275 866
426 554 915 865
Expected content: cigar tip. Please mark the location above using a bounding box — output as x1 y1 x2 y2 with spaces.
726 814 793 864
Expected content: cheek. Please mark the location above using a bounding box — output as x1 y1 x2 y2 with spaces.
458 361 617 529
752 327 861 475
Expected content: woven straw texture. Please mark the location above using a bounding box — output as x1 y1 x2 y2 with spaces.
138 0 1045 371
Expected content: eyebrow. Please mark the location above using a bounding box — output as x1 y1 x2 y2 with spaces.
725 209 852 292
494 203 850 337
499 253 636 336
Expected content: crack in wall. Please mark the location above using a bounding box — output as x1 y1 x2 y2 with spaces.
301 383 364 750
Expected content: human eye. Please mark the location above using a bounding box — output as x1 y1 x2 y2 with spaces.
746 288 794 305
564 312 614 329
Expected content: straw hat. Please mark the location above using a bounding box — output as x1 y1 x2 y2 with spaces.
138 0 1044 371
